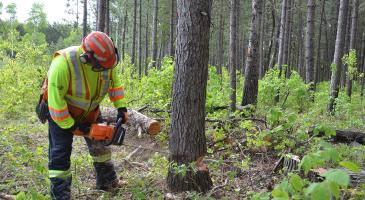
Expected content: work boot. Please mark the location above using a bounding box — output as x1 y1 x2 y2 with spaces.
96 177 127 191
50 177 72 200
94 161 124 191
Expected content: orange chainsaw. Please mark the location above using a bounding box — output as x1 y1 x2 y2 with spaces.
75 118 126 146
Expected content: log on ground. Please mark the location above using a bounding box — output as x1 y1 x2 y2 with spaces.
100 107 161 135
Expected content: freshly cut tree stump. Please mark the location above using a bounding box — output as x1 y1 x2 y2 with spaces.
100 107 161 135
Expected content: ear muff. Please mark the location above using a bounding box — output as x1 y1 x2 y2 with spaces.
80 52 91 64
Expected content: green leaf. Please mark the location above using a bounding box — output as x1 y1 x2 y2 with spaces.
339 161 360 174
321 169 350 188
305 183 331 200
289 173 304 192
328 181 340 199
272 189 289 200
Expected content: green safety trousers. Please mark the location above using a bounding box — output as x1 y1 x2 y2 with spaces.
48 117 117 200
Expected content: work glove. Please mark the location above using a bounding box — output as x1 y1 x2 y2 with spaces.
117 107 128 124
67 122 90 136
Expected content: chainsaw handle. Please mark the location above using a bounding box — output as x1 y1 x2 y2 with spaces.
104 118 124 146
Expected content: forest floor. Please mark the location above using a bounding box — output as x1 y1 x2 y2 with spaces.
0 115 285 200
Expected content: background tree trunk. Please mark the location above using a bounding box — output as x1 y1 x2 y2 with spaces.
242 0 263 106
145 0 150 76
229 0 238 113
104 0 109 34
259 0 266 79
346 0 359 98
327 0 349 113
315 0 325 84
305 0 316 87
217 0 224 74
169 0 175 57
131 0 137 65
83 0 87 37
151 0 159 69
97 0 106 31
167 0 213 193
138 0 142 79
283 0 292 77
277 0 288 78
267 0 276 70
121 9 127 60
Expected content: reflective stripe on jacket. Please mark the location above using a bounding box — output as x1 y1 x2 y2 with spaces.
47 46 126 129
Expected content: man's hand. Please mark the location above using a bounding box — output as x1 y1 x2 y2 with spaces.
67 122 90 136
117 107 128 124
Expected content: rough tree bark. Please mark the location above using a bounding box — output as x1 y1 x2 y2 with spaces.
83 0 87 37
346 0 359 98
167 0 213 193
242 0 264 106
131 0 137 65
327 0 349 113
229 0 238 113
97 0 106 32
151 0 159 69
305 0 316 87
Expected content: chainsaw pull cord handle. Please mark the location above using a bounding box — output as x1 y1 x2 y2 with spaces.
104 118 123 146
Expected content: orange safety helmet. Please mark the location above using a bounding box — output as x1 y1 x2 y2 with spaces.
80 31 119 70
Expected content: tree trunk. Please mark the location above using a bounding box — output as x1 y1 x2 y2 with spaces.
121 9 127 60
104 0 109 34
305 0 316 87
229 0 238 113
167 0 213 193
341 10 351 88
97 0 106 32
151 0 159 69
361 32 365 97
327 0 349 113
283 0 292 78
277 0 288 77
259 0 266 79
138 0 142 79
267 0 276 70
242 0 264 106
217 0 224 74
131 0 137 65
83 0 87 37
169 0 175 57
315 0 325 84
346 0 359 98
145 0 150 76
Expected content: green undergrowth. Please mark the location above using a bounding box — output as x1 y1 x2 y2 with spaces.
1 40 365 199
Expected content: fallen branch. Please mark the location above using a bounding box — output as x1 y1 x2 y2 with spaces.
309 129 365 145
124 145 142 161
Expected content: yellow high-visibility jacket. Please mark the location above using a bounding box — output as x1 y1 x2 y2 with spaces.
47 46 126 129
